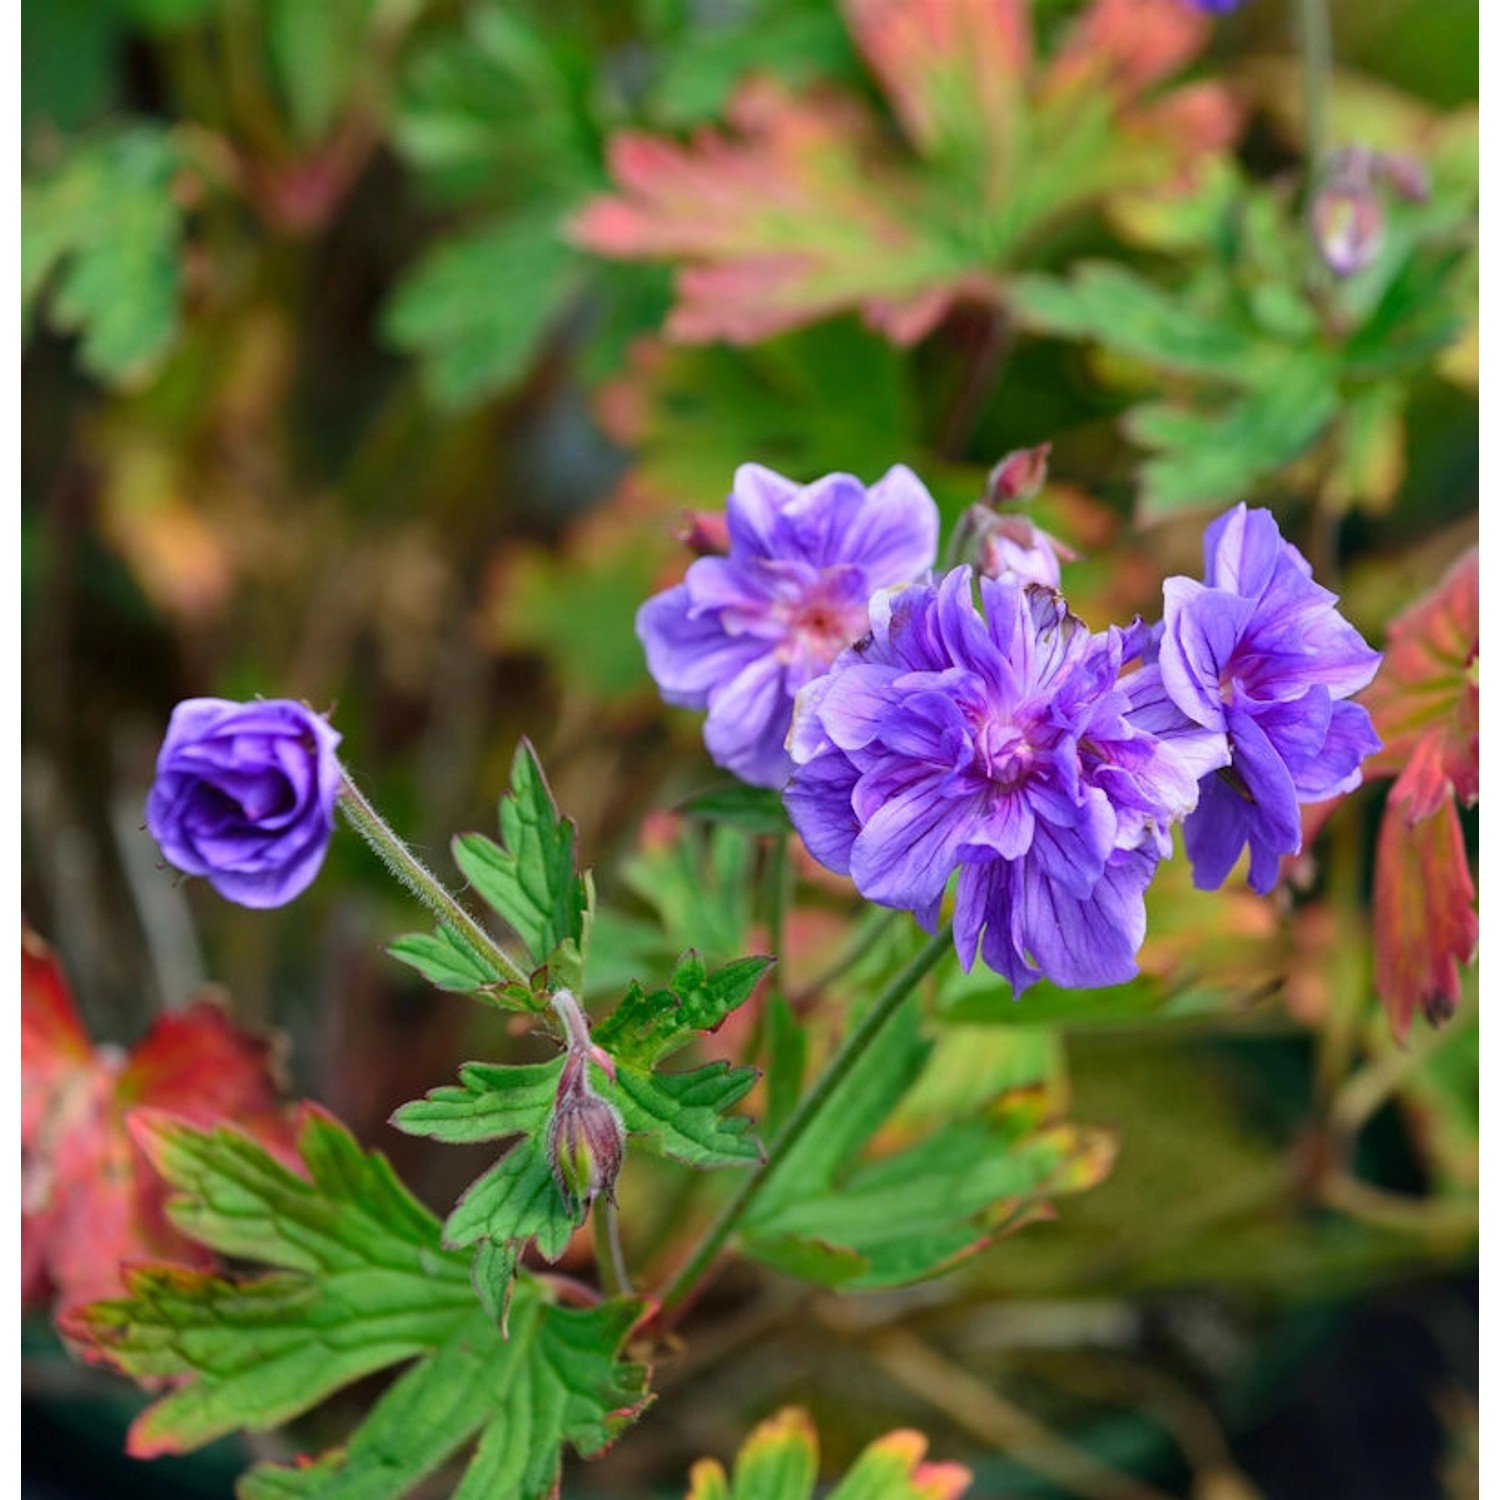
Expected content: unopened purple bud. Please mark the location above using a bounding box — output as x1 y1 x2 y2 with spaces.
985 443 1052 506
1375 152 1430 204
976 512 1070 589
677 510 731 557
547 1053 626 1212
1311 177 1384 277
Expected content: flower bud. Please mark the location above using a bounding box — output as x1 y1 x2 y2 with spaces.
545 990 625 1214
1375 151 1430 204
976 512 1070 589
677 510 731 557
1311 175 1384 277
984 443 1051 506
547 1055 626 1212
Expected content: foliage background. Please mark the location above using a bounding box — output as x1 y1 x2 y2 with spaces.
22 1 1477 1497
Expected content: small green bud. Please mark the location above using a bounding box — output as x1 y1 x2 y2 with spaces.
547 1055 626 1213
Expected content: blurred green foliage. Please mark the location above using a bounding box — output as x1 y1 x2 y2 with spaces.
22 1 1477 1496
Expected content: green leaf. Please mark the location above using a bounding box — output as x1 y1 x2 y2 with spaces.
23 126 185 383
391 4 598 207
266 0 368 146
741 997 1112 1289
444 1134 584 1264
686 1406 970 1500
611 1060 764 1169
592 952 773 1066
452 738 589 979
386 925 496 994
65 1110 650 1498
383 211 581 410
1126 355 1343 519
1010 264 1264 382
398 1048 761 1176
677 782 793 835
392 1059 563 1145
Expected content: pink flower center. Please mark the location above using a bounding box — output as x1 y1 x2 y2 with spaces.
777 590 869 668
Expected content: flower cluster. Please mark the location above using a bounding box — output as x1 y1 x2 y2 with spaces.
638 478 1380 994
785 569 1221 993
144 474 1379 1006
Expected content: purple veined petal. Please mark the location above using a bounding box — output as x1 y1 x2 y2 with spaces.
703 652 795 788
953 860 1037 991
1121 663 1233 788
1016 846 1156 990
1289 698 1382 801
848 768 984 912
1158 578 1257 731
1023 790 1114 897
680 553 789 617
778 471 871 567
839 464 942 584
1183 772 1260 892
784 747 862 875
724 463 802 558
874 680 983 768
636 585 768 709
1201 503 1285 600
811 662 932 756
1226 703 1305 862
961 786 1035 861
1246 684 1333 779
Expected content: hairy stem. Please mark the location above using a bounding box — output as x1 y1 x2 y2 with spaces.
336 771 530 987
656 923 954 1321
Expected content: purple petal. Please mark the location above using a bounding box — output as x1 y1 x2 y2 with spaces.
636 585 767 709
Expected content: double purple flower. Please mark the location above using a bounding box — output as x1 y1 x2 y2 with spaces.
1160 504 1382 892
146 698 343 908
784 570 1224 994
637 464 939 788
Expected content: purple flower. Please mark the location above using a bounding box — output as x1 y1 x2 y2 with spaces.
1187 0 1247 12
637 464 940 788
1159 505 1382 893
785 570 1224 994
145 698 343 908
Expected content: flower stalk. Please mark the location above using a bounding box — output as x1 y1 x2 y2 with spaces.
656 923 954 1322
336 770 531 987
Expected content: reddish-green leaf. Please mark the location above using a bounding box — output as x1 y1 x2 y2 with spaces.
64 1109 651 1499
21 922 295 1312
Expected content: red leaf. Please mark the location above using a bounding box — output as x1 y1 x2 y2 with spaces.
1373 793 1478 1040
20 922 297 1313
1363 547 1479 819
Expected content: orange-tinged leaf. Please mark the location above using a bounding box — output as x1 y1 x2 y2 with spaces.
20 921 296 1312
1045 0 1211 98
1373 793 1477 1039
572 2 1233 348
845 0 1031 170
685 1406 972 1499
572 80 985 346
1363 548 1478 818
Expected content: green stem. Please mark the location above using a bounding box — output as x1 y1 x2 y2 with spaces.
594 1198 632 1298
657 923 954 1321
1297 0 1333 188
336 771 530 987
764 830 790 1005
